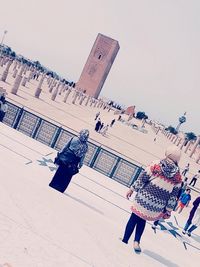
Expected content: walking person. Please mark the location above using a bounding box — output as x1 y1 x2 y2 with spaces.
99 122 104 132
110 119 115 127
49 129 89 193
101 124 109 136
175 188 191 213
95 118 101 132
189 170 200 187
121 145 182 253
182 196 200 236
182 163 190 176
95 111 100 121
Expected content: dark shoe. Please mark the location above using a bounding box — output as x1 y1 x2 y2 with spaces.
187 232 191 237
182 230 186 235
134 241 141 253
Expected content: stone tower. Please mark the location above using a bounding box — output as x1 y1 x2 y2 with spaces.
76 33 120 98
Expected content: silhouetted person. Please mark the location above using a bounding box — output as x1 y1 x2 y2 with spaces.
182 163 190 176
95 111 100 120
110 119 115 127
95 118 101 132
49 129 89 193
189 170 200 187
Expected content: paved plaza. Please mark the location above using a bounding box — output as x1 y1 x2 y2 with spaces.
0 60 200 266
0 123 200 266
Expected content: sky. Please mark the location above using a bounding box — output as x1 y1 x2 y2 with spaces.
0 0 200 134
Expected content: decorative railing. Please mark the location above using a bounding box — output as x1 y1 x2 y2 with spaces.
3 100 144 187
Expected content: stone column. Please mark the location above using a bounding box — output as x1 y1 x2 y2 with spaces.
21 76 28 86
79 94 86 105
168 133 172 140
196 151 200 163
35 73 46 98
63 88 72 103
85 95 90 106
97 101 101 108
1 59 13 82
27 69 34 81
189 136 200 158
72 91 79 104
51 82 60 101
59 83 65 95
173 135 178 144
11 65 25 94
49 79 57 93
12 68 18 78
180 139 187 149
184 141 191 153
177 138 182 147
90 98 94 107
13 61 17 71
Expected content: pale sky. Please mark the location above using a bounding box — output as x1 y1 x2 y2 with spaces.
0 0 199 134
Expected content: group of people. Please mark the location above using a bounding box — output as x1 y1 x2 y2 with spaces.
182 163 200 187
49 129 200 254
121 145 200 253
94 111 116 136
0 90 8 122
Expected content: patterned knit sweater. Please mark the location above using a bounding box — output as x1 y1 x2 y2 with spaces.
130 159 182 221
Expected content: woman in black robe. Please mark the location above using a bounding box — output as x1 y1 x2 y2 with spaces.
49 129 89 193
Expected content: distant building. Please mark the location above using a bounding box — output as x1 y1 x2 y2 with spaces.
125 106 136 116
76 33 120 98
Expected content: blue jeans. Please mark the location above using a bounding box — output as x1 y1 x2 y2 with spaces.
184 221 197 233
122 213 146 243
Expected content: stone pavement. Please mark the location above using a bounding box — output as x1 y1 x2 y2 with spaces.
0 123 200 266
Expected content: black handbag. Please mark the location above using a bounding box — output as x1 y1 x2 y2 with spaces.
54 138 79 175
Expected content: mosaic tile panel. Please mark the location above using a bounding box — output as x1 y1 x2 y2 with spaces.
54 130 75 151
83 142 99 166
92 149 118 176
17 111 39 137
3 103 20 126
35 121 58 146
4 101 144 187
112 159 140 186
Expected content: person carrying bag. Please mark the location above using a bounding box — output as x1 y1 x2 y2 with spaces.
49 129 89 193
121 145 182 253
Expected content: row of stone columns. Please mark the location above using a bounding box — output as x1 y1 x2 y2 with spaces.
0 55 114 116
152 123 200 164
163 129 200 163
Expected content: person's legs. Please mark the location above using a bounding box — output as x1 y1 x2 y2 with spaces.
193 179 197 187
182 170 186 176
134 216 146 243
152 220 159 230
0 111 4 122
178 206 184 213
187 225 197 235
189 178 195 186
122 213 137 244
183 220 191 234
175 202 181 212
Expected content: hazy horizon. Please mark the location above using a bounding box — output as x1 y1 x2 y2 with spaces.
1 0 199 134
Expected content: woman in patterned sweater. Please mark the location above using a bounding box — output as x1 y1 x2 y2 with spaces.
122 145 182 253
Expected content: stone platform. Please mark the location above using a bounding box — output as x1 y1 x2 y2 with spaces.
0 123 200 266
